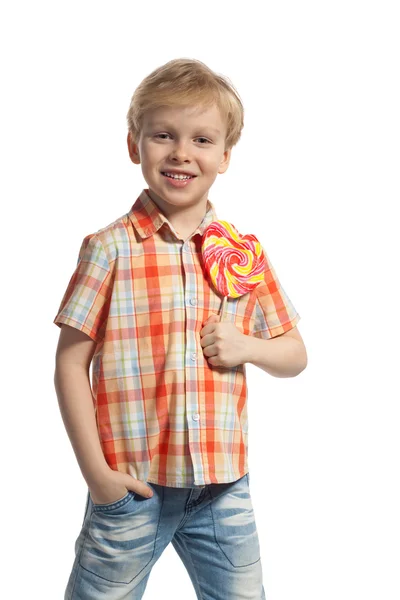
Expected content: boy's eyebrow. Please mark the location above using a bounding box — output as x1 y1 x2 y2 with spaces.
149 122 221 135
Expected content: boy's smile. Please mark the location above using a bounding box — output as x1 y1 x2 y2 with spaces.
160 170 197 189
127 103 231 235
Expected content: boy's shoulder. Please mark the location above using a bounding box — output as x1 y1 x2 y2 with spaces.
94 210 130 237
86 209 133 266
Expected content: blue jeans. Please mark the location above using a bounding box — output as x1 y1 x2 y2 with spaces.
65 472 266 599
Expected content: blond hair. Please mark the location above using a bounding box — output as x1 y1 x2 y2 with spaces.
126 58 244 151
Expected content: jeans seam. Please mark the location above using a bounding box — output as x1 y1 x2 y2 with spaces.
67 491 92 598
209 479 260 568
177 534 204 600
176 488 196 530
69 518 91 598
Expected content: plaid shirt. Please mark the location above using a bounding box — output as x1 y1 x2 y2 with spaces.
53 189 301 488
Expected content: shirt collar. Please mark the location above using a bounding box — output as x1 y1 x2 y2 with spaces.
127 188 218 240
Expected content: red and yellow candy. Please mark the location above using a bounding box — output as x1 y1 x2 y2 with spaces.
201 220 267 299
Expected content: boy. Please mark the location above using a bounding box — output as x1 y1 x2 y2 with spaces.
54 58 307 599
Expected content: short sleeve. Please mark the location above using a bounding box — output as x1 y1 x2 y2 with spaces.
53 234 113 344
252 249 301 339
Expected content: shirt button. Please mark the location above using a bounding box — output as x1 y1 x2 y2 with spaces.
192 413 200 421
191 353 197 361
190 298 198 306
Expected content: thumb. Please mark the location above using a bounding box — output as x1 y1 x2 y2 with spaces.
204 313 220 323
127 465 153 498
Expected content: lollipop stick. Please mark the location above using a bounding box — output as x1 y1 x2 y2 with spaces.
219 296 227 321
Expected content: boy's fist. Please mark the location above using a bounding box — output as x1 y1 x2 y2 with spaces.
89 466 153 506
200 314 248 368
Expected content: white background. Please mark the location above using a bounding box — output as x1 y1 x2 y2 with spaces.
1 1 399 598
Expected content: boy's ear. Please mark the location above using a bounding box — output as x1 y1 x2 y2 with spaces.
218 148 232 175
127 132 140 164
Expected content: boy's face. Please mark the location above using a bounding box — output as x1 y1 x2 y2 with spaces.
127 103 231 211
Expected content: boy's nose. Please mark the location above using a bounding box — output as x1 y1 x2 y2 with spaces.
170 142 191 161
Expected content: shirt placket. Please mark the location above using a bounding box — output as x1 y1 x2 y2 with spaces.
182 237 208 485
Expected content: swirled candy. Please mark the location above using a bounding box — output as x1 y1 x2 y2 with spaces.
201 220 267 298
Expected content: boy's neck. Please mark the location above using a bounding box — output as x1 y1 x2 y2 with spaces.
147 189 210 242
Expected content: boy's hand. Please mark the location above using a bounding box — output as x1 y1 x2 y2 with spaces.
89 465 153 505
200 314 248 368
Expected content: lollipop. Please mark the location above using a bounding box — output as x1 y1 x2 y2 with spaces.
201 220 267 320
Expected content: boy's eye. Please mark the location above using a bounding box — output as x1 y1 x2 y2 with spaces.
154 133 210 144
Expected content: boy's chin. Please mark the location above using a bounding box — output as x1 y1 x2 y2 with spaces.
148 186 207 207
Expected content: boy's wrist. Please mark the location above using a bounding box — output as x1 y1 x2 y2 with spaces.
242 331 307 377
242 333 258 364
85 465 113 489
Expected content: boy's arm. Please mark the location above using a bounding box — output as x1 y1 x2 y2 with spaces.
244 326 307 378
54 324 111 490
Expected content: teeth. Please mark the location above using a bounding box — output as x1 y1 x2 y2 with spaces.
163 172 193 180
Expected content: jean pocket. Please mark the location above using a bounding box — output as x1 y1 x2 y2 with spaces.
92 490 134 513
210 475 261 568
80 488 158 584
